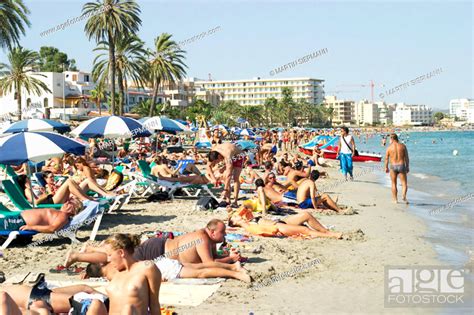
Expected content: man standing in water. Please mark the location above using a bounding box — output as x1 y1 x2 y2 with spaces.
385 133 409 204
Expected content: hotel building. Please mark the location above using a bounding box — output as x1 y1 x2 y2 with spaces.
393 103 433 126
449 98 474 123
195 77 325 106
323 95 354 126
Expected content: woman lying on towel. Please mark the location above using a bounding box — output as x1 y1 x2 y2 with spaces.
228 180 342 239
0 276 107 315
67 235 251 283
227 206 342 239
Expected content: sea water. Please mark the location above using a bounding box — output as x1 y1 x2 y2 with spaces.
356 130 473 312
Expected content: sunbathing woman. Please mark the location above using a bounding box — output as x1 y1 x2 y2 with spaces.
103 233 161 315
18 174 93 205
73 158 116 197
228 206 342 239
0 277 107 314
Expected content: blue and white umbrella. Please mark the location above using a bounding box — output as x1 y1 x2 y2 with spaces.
141 116 186 133
235 140 258 150
236 128 255 137
71 116 151 139
0 132 85 165
3 119 71 134
231 126 242 133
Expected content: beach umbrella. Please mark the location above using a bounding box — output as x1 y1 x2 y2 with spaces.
235 128 255 137
0 132 86 207
235 140 258 150
141 116 186 133
0 131 85 165
231 126 242 133
3 119 71 134
71 116 151 139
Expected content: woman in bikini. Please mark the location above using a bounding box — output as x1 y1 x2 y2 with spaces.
0 279 107 315
227 206 342 239
18 174 93 205
73 158 116 197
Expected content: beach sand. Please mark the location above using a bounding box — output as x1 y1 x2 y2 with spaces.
0 163 442 314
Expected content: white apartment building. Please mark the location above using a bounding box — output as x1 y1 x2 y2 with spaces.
378 103 396 125
449 98 474 123
354 100 380 126
0 71 96 120
0 71 163 119
393 103 433 126
323 95 354 126
195 77 325 106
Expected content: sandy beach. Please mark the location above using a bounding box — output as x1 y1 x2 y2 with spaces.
0 161 444 314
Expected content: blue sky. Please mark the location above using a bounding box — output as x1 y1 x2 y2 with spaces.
1 0 472 110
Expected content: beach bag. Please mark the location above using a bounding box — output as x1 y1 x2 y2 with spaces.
147 191 170 202
195 196 219 211
104 170 124 191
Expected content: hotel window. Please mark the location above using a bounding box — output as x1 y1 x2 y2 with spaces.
84 75 90 82
72 74 77 81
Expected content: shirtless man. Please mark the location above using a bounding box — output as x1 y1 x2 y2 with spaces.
385 133 410 204
166 219 241 264
259 143 276 163
0 199 82 233
283 161 311 190
103 234 161 315
207 143 244 206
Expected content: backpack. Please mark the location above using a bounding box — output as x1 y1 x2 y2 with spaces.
195 196 219 211
146 191 170 202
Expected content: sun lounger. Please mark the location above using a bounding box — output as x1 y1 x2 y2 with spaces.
0 200 106 250
31 171 127 214
136 160 217 199
1 179 62 210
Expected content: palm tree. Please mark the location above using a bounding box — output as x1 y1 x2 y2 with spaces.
83 0 142 115
90 79 106 116
0 0 30 50
238 105 263 127
263 97 278 126
148 33 187 117
131 99 161 117
0 47 51 120
92 34 147 115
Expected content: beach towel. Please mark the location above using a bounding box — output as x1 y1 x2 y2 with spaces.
225 233 252 242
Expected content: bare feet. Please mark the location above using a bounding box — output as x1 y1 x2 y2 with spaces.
64 249 77 268
235 270 252 283
233 261 243 271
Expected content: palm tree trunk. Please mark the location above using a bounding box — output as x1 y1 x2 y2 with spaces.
124 79 129 114
16 81 21 120
117 69 124 116
108 30 116 115
149 79 160 117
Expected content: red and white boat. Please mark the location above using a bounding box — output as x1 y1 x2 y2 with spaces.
299 135 382 162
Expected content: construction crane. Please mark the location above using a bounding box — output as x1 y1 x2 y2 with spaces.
336 80 385 103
